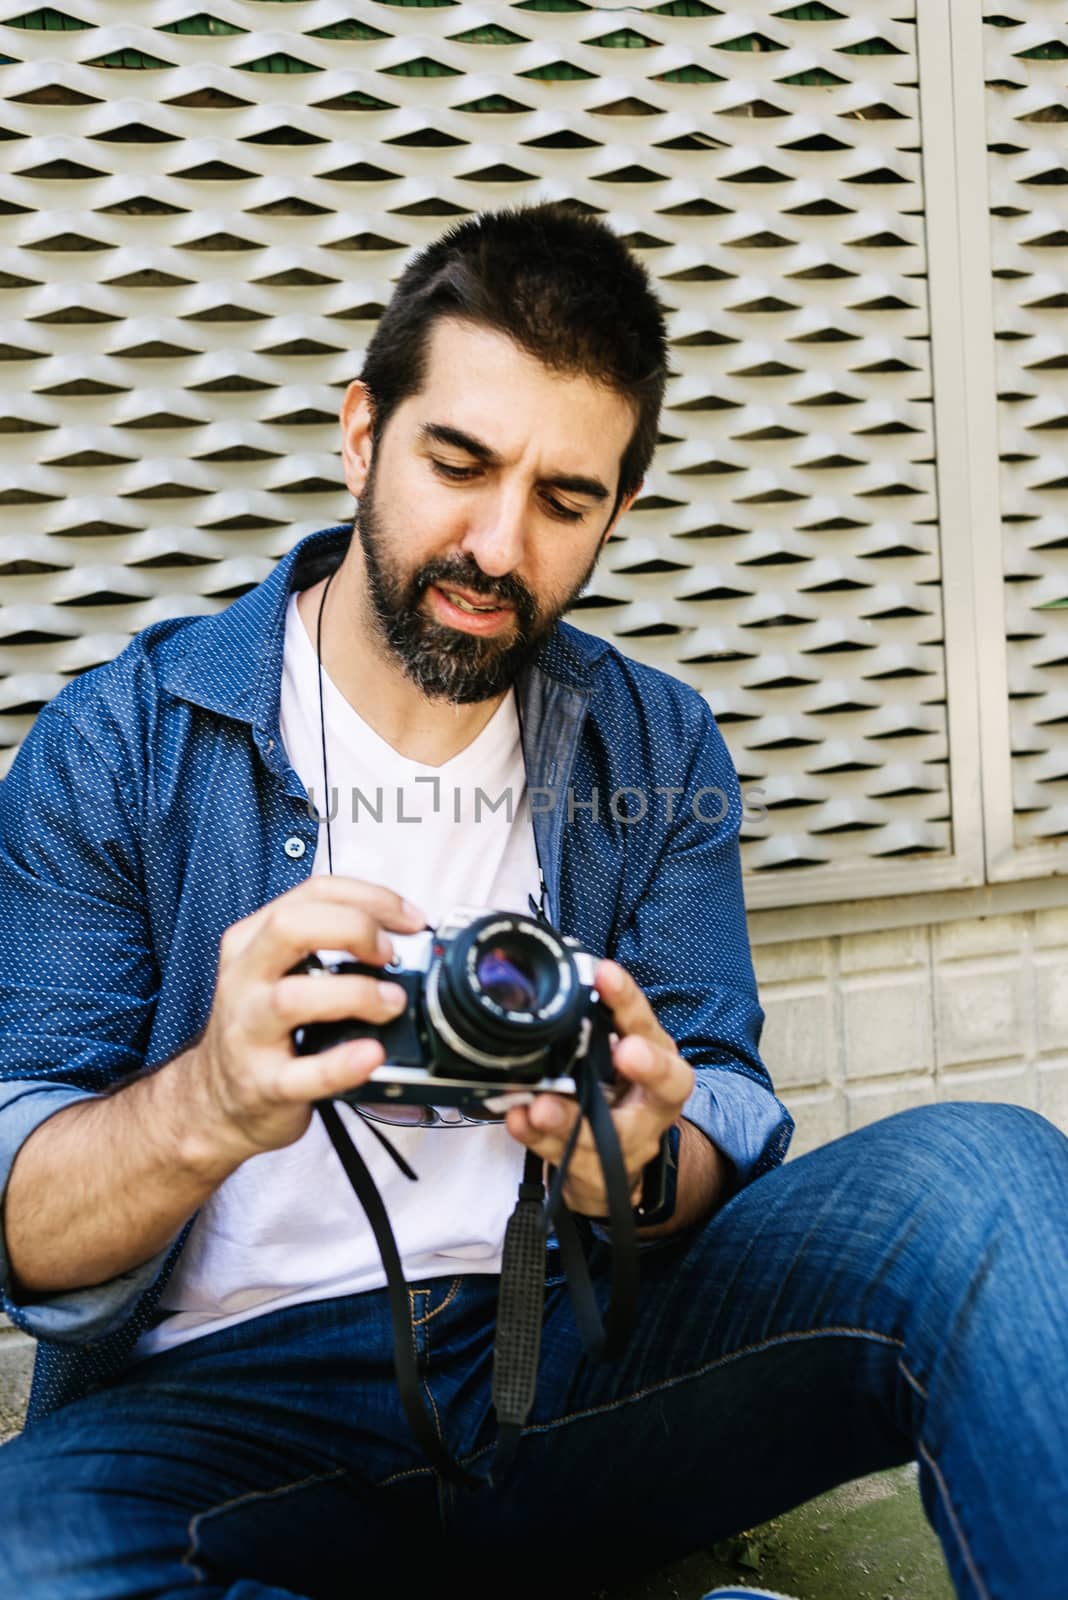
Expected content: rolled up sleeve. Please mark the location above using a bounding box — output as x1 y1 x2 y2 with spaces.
0 705 164 1341
681 1070 792 1190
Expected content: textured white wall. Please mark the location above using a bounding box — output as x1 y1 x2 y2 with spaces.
0 2 1064 901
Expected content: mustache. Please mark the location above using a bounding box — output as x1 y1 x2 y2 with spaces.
413 558 536 617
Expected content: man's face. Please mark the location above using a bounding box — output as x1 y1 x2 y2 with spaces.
340 319 639 704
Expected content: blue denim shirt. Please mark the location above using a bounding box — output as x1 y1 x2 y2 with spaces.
0 523 792 1420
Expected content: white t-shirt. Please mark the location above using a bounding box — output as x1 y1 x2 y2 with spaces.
133 592 541 1359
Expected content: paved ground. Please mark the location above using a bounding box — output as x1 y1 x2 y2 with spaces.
0 1318 34 1445
604 1464 954 1600
0 1321 952 1598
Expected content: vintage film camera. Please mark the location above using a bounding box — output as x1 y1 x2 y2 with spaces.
290 906 617 1117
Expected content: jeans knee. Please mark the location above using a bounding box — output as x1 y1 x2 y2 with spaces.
915 1099 1062 1172
883 1101 1067 1237
868 1104 1068 1383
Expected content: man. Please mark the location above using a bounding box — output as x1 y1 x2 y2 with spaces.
0 204 1064 1600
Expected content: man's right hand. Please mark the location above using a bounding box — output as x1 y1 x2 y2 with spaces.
187 877 427 1167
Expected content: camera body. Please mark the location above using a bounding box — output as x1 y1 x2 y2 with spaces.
291 907 615 1118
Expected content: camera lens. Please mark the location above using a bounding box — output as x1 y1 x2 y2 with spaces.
474 940 545 1014
428 912 585 1077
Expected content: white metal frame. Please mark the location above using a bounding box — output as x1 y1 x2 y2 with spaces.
747 0 989 908
942 0 1068 886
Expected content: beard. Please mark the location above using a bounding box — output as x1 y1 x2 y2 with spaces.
354 462 600 705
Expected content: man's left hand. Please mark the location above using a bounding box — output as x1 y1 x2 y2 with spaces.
504 957 696 1220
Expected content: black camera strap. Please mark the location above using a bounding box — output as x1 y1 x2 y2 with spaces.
491 1146 548 1479
493 1048 639 1476
317 1063 641 1489
318 1098 549 1489
545 1035 640 1360
316 1100 485 1490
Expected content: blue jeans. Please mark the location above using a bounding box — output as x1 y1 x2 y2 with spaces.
1 1103 1066 1600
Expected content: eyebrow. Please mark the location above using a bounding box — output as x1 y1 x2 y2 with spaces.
419 422 611 503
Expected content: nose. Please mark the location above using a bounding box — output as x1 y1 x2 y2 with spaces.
458 484 528 579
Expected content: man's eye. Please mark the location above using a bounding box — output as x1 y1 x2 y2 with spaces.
431 459 478 481
545 497 584 523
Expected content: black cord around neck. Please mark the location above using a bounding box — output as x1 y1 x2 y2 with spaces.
316 566 337 874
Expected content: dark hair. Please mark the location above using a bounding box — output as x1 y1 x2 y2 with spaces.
359 203 670 514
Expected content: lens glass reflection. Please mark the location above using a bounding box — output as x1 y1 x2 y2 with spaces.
475 943 541 1012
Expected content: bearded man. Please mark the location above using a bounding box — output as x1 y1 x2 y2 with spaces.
0 204 1065 1600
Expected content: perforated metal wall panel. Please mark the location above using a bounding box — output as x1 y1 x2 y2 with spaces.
0 2 1008 906
983 7 1068 860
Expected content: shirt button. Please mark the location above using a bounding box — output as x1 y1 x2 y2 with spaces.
284 836 306 859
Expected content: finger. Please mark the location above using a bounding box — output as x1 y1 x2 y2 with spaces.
238 902 418 985
505 1094 583 1149
610 1034 694 1117
507 1112 647 1216
286 874 427 929
529 1092 581 1137
595 960 673 1051
506 1095 656 1204
216 902 274 967
269 1036 388 1105
222 881 426 971
260 972 409 1037
504 1099 592 1176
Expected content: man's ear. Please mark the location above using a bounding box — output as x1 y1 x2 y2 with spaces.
599 479 643 550
339 380 376 499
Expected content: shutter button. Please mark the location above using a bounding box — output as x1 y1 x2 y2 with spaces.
284 836 306 860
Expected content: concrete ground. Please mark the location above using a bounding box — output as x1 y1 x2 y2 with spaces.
0 1318 34 1444
0 1320 953 1598
599 1464 954 1600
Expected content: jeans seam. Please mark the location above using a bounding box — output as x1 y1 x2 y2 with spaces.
182 1467 347 1582
378 1463 436 1489
411 1277 462 1327
898 1356 928 1400
422 1295 445 1443
408 1289 445 1449
458 1324 906 1466
918 1439 991 1600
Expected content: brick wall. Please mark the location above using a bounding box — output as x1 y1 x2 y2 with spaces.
755 907 1068 1158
